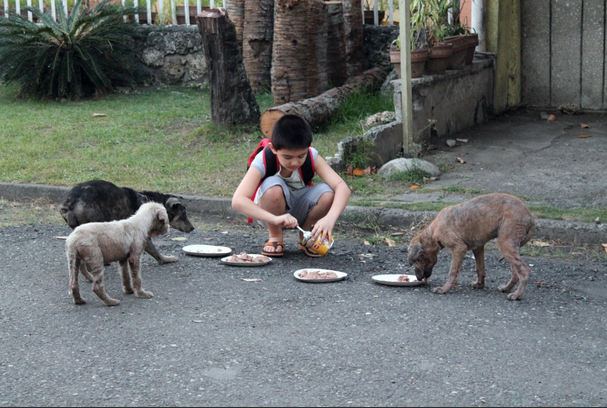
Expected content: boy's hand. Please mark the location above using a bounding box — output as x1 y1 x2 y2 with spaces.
272 214 298 229
311 216 336 241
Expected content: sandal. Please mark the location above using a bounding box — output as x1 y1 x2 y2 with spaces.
262 239 285 257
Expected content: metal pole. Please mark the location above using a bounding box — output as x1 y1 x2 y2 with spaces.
399 0 414 156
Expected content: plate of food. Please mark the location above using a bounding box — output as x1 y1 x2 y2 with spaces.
293 268 348 283
371 274 425 287
220 252 272 266
183 244 232 257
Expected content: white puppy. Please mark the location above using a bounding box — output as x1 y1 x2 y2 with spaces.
65 202 170 306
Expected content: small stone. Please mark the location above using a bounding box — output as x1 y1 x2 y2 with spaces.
446 139 457 147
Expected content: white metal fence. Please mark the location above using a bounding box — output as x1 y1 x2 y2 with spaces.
0 0 395 26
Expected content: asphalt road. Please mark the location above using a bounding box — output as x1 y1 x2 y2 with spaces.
0 223 606 407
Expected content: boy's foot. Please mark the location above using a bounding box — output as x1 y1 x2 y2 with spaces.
262 239 284 257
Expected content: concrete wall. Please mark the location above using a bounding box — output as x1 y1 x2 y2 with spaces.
135 26 207 87
327 55 495 168
522 0 607 110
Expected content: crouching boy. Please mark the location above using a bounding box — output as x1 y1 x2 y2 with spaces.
231 114 351 257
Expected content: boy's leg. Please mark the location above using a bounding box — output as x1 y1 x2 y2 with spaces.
289 183 335 232
301 191 334 231
256 177 292 255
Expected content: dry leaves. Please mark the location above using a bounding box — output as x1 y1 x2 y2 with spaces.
241 278 262 282
363 240 371 246
409 183 422 190
92 113 107 118
530 239 551 247
456 138 468 143
547 113 557 122
171 237 187 241
577 133 591 139
346 165 377 177
456 157 466 164
602 243 607 254
580 123 590 128
384 238 396 247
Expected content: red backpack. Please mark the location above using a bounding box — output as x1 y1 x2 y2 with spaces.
246 138 315 223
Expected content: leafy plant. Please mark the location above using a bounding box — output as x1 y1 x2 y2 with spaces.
344 139 377 169
0 0 143 99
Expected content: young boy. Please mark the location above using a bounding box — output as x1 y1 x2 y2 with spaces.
232 114 351 257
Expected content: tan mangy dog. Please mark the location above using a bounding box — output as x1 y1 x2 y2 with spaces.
408 193 535 300
65 202 170 306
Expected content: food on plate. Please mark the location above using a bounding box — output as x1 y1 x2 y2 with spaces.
225 252 268 263
298 270 338 280
398 275 411 282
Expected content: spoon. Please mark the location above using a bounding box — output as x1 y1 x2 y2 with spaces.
296 225 312 242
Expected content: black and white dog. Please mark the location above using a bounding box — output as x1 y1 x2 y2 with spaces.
60 179 194 264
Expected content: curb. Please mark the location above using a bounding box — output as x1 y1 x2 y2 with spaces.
1 182 605 245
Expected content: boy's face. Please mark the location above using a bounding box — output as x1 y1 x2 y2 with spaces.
270 146 309 173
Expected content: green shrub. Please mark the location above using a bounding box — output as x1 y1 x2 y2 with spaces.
0 0 143 99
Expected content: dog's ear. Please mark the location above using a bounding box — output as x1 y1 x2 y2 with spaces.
407 244 424 264
165 197 183 210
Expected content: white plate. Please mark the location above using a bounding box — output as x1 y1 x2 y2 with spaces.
183 244 232 257
220 253 272 267
371 274 425 287
293 268 348 283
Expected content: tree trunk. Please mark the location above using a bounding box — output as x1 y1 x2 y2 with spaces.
242 0 274 93
271 0 328 105
342 0 365 78
197 9 260 125
325 1 347 87
225 0 245 48
260 66 389 136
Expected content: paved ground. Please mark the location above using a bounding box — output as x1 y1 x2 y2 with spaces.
1 221 605 407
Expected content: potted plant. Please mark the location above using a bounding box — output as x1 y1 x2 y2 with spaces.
363 0 385 25
429 0 478 68
389 0 430 79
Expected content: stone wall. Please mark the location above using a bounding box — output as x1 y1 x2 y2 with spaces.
363 25 399 71
135 26 207 87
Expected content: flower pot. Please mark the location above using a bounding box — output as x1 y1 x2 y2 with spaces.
426 42 453 74
389 48 428 79
364 9 385 25
444 35 468 69
176 5 204 24
464 33 479 65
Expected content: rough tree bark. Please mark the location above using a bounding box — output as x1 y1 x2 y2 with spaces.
342 0 365 78
197 9 260 125
242 0 274 93
260 66 389 136
225 0 245 48
271 0 328 104
325 1 347 87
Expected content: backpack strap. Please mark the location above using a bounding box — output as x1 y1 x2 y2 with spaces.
298 147 315 186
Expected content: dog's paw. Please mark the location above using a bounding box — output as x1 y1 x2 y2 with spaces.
104 298 121 306
135 289 154 299
123 287 134 295
471 281 485 289
498 284 512 293
432 286 449 294
507 292 522 301
73 298 86 305
159 255 178 264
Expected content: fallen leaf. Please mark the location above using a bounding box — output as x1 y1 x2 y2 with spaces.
602 243 607 253
456 138 468 143
171 237 187 241
547 113 557 122
530 239 551 247
363 240 371 246
456 157 466 164
580 123 590 128
577 133 591 139
384 238 396 247
352 168 366 176
92 112 107 117
409 183 421 190
53 235 68 240
192 319 203 323
390 232 405 236
241 278 262 282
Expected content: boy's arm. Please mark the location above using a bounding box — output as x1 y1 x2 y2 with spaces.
312 155 352 238
231 167 297 227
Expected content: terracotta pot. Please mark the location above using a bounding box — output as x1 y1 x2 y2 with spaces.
444 35 468 69
464 33 479 65
426 42 453 74
389 48 428 79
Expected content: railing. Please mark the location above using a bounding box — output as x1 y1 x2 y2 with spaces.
0 0 395 26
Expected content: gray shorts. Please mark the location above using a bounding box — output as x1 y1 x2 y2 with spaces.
255 176 334 225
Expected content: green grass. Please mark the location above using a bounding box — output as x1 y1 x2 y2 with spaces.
0 84 401 198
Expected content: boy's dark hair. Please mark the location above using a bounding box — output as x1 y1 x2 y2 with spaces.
271 114 313 150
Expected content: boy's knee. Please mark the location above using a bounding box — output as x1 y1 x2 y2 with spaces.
316 191 334 209
261 185 285 204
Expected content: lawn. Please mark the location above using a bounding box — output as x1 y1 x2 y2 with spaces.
0 84 406 198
